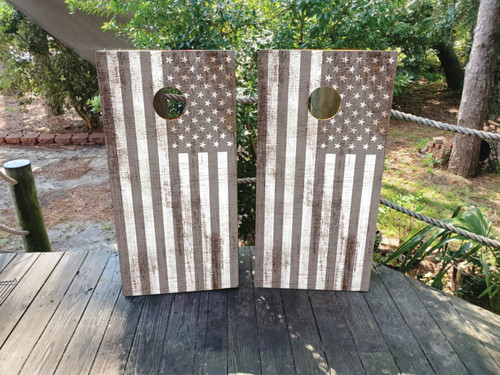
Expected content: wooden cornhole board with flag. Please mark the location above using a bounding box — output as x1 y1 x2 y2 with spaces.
255 50 397 291
96 50 238 296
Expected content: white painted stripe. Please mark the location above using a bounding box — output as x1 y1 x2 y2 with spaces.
315 154 336 289
351 155 377 290
334 154 357 290
218 152 231 288
107 52 141 295
151 51 178 293
297 51 323 289
129 51 160 294
280 50 301 288
198 152 212 289
262 51 279 287
178 153 196 291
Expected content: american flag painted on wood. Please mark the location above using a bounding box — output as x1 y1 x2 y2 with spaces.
96 50 238 296
255 50 397 291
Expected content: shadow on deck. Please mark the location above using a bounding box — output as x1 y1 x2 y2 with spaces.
0 247 499 374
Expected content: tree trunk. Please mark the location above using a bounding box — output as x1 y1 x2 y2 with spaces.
448 0 500 177
435 41 464 91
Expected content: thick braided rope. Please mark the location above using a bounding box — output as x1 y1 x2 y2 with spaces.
380 198 500 249
236 178 499 248
0 170 17 185
391 109 500 141
0 223 28 236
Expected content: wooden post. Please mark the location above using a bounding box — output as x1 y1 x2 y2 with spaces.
3 159 51 252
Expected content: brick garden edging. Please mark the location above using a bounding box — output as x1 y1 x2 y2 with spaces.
0 132 105 146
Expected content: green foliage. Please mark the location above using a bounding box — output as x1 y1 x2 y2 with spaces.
383 207 500 308
0 1 100 128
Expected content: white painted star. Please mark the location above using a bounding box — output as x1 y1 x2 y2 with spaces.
336 127 342 133
192 118 198 124
362 85 368 91
371 76 377 82
340 75 346 82
371 135 378 142
206 134 213 140
197 92 204 98
356 57 362 63
333 66 339 73
167 75 174 81
365 127 371 133
189 83 196 90
181 56 188 63
210 57 216 63
359 119 365 125
212 92 218 98
219 100 225 106
321 126 328 133
227 141 233 146
218 65 224 71
206 117 212 124
226 92 232 97
179 134 185 141
171 126 177 133
363 66 370 73
363 144 369 150
186 142 192 148
357 135 363 142
352 110 358 117
383 94 390 100
181 75 188 81
226 56 231 62
328 135 334 141
375 102 381 108
342 56 348 63
174 66 180 72
198 108 205 115
220 117 226 123
200 141 206 148
377 144 384 150
218 83 225 89
172 143 178 149
205 100 211 107
196 74 202 81
373 119 380 126
372 57 379 63
321 143 326 149
366 110 373 117
368 93 375 100
325 74 332 81
349 143 355 150
379 66 386 72
213 141 219 147
360 102 366 108
345 101 352 108
199 125 205 131
343 135 349 141
349 66 355 73
355 75 361 82
166 57 173 63
213 125 219 131
335 143 340 149
193 134 199 140
212 109 218 115
212 74 218 81
354 92 360 99
196 56 201 62
326 56 333 63
226 108 233 114
220 133 226 139
189 65 195 72
388 57 395 64
204 66 210 72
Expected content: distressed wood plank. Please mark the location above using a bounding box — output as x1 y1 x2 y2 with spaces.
0 252 87 374
158 293 201 374
0 253 16 273
446 293 500 366
124 294 173 374
227 247 261 375
54 253 122 375
376 265 469 374
90 294 145 375
281 289 329 374
253 244 295 374
22 251 113 375
408 276 500 374
309 291 365 374
336 291 400 374
193 291 228 374
0 252 59 347
364 269 435 374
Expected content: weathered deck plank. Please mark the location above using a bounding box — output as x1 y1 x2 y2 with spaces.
54 253 121 375
336 291 401 374
22 251 112 375
408 276 499 375
0 252 60 346
124 294 173 374
309 291 365 374
0 253 16 273
0 250 499 375
376 264 468 375
227 246 261 374
364 270 435 374
0 252 87 375
158 293 201 374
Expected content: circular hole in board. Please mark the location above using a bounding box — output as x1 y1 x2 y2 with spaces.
307 87 342 120
153 87 187 120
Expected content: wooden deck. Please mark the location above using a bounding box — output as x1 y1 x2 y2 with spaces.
0 247 499 375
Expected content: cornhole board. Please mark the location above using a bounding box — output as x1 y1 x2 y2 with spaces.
255 50 397 291
96 50 238 296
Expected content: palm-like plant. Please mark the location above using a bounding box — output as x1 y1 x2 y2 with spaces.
383 207 499 303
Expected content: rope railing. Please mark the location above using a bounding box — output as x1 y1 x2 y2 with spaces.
236 177 500 249
0 170 17 185
390 109 500 141
0 223 28 236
